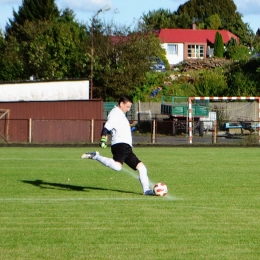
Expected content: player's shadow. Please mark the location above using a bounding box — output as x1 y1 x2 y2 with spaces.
21 179 138 195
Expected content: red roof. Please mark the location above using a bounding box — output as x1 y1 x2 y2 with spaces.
157 29 239 44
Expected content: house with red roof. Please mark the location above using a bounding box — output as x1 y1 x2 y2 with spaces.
156 25 239 65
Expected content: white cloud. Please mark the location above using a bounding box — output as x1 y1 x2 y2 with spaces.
234 0 260 15
57 0 112 13
0 0 20 4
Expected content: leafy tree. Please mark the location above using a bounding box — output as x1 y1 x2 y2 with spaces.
93 24 166 100
2 2 88 80
132 72 169 102
225 12 251 45
205 14 221 30
0 33 24 81
6 0 60 39
174 13 193 29
176 0 253 46
253 36 260 53
140 0 254 47
16 18 88 79
226 59 260 96
176 0 237 27
141 9 177 30
214 31 224 57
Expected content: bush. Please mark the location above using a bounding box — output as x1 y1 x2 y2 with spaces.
194 69 228 96
226 58 260 96
225 45 250 60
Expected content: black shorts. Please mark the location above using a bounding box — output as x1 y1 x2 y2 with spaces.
111 143 141 171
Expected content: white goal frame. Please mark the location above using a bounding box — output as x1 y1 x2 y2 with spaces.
188 97 260 144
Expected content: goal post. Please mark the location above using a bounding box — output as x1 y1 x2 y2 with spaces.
188 97 260 144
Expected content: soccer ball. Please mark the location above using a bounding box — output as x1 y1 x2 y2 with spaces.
153 182 168 196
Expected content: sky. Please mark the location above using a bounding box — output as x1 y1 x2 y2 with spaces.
0 0 259 33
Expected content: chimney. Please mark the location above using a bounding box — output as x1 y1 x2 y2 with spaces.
192 18 196 30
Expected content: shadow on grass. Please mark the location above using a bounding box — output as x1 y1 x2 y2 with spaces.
21 179 139 195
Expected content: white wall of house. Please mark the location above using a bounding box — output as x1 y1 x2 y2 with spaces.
0 80 89 101
161 43 184 66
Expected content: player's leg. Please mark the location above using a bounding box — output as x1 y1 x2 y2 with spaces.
124 149 153 195
81 151 122 171
136 162 152 194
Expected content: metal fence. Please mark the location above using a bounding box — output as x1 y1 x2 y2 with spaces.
1 118 259 146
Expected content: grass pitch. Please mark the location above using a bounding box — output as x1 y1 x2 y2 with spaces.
0 147 260 260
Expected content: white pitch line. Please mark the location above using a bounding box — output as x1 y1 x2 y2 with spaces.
0 197 179 202
0 158 77 160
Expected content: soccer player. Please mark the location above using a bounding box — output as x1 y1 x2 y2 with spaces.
81 95 154 195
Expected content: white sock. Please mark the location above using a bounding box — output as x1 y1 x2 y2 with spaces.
95 154 122 171
138 164 150 192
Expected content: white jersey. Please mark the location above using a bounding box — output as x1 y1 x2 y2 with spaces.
104 106 132 147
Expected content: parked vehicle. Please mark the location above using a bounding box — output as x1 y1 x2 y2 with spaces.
200 112 217 131
149 57 166 72
159 96 210 136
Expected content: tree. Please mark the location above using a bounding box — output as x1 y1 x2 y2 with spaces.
176 0 253 45
2 1 88 80
225 37 250 60
174 13 192 29
141 9 177 30
214 31 224 58
205 14 221 30
6 0 60 39
225 13 251 45
176 0 237 27
16 18 88 79
93 24 166 100
0 31 24 81
226 59 260 96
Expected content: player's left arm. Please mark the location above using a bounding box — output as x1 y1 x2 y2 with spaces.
99 127 109 148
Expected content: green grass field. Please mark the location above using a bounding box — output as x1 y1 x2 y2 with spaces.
0 147 260 260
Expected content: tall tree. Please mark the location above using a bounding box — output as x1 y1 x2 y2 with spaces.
2 2 88 80
141 9 177 31
15 18 88 79
214 31 224 57
176 0 237 25
176 0 252 45
0 33 24 81
5 0 60 38
93 24 166 100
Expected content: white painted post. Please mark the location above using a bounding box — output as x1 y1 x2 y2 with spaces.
28 118 32 143
91 119 94 143
213 120 217 144
188 97 193 144
151 119 156 144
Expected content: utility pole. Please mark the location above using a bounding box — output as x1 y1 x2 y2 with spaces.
90 5 110 99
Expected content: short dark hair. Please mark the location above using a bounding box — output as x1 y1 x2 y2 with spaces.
118 95 133 105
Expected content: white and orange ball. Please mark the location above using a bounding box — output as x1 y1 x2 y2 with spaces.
153 182 168 196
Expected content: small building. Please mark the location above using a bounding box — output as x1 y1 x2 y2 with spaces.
0 80 103 143
156 27 239 65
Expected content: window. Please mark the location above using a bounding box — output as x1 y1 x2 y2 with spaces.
188 45 204 58
167 44 178 55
